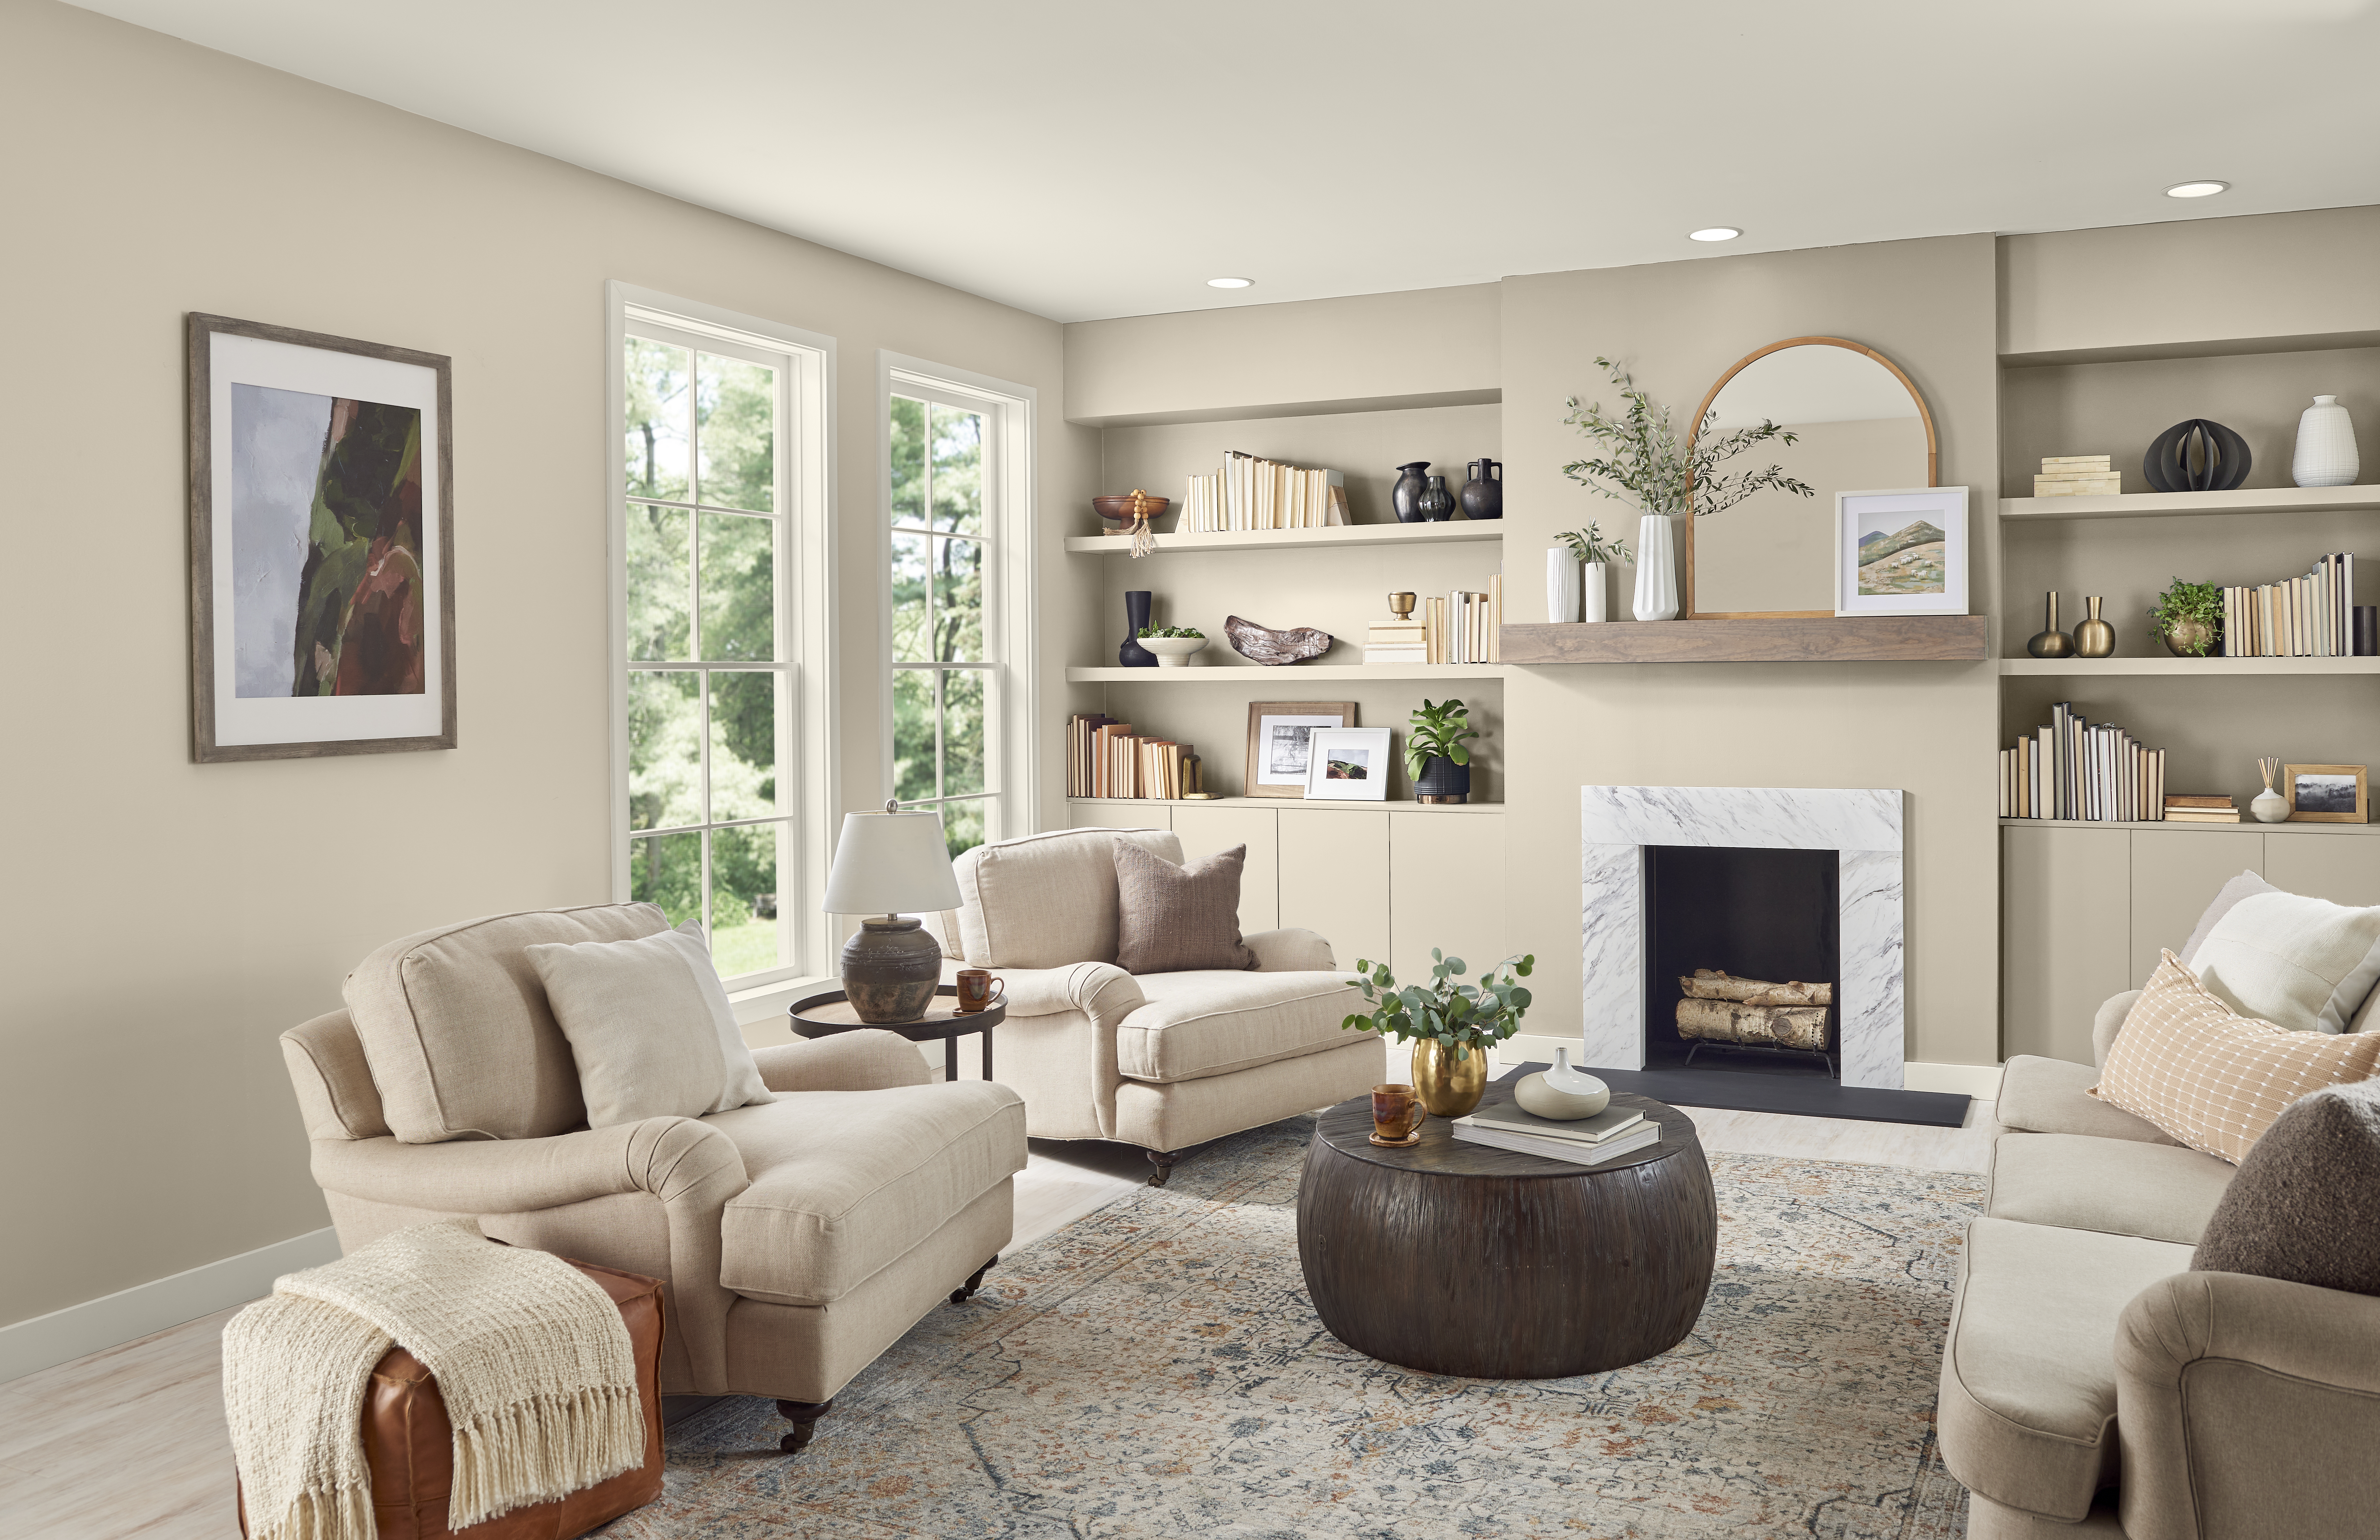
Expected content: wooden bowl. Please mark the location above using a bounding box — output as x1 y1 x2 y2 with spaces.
1093 494 1169 532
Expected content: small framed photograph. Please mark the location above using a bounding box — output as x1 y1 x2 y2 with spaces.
2283 763 2368 823
1834 486 1968 617
1244 701 1356 799
1303 727 1393 802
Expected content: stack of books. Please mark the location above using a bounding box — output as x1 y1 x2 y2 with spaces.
1178 452 1349 532
1999 702 2167 821
1364 618 1426 664
2222 554 2359 657
2033 455 2121 497
1425 578 1502 663
2163 795 2240 824
1067 714 1199 799
1450 1099 1660 1167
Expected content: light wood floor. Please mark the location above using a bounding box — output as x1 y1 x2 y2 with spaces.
0 1098 1996 1539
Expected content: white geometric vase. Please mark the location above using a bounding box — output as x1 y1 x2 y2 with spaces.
1582 561 1610 623
1632 512 1679 621
2293 396 2360 488
1545 548 1582 623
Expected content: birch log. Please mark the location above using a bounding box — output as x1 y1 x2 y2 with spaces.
1675 997 1829 1050
1679 970 1832 1006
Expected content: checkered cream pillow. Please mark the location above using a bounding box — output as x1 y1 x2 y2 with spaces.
2093 950 2380 1164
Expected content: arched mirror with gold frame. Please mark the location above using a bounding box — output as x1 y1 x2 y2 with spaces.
1683 336 1937 619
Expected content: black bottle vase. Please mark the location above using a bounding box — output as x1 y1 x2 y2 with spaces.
1459 458 1503 520
1416 475 1456 522
1391 462 1431 523
1120 590 1156 667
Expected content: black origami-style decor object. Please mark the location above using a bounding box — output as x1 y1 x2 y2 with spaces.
2144 419 2252 493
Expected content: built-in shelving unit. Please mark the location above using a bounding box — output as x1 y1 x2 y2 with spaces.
1501 616 1989 665
1064 521 1503 555
2000 656 2380 676
1999 485 2380 522
1070 795 1503 815
2000 817 2380 836
1068 663 1507 683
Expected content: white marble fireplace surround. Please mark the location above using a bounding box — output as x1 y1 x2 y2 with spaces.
1581 786 1906 1090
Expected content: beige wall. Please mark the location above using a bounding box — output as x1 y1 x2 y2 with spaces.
0 0 1099 1328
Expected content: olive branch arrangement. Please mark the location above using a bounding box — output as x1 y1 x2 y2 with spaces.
1554 521 1631 565
1562 356 1815 518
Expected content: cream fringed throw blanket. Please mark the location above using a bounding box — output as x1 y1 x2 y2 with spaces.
222 1220 645 1540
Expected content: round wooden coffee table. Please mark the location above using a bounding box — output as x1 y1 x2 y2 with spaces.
787 986 1004 1084
1297 1080 1716 1379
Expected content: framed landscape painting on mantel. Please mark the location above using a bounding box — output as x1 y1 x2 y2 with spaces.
187 313 455 762
1833 486 1968 618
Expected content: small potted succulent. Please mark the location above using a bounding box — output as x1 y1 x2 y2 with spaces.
1406 697 1479 803
1342 950 1537 1118
1135 625 1208 667
2148 578 2222 657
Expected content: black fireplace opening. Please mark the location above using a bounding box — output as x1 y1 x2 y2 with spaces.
1644 844 1838 1080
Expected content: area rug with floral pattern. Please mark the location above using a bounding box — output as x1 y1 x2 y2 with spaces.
600 1114 1979 1539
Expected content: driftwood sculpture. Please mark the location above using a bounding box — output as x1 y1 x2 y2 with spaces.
1224 615 1333 665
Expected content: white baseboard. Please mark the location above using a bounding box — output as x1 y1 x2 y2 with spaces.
1495 1037 2005 1102
0 1227 340 1384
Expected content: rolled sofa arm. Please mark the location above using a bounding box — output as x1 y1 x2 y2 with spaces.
2092 990 2142 1069
752 1028 932 1092
1246 927 1335 972
2114 1270 2380 1540
995 961 1147 1026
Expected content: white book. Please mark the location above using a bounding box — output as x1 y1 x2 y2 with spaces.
1450 1120 1663 1166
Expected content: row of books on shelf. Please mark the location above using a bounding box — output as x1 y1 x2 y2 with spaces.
1998 702 2168 821
1178 451 1349 532
1449 1100 1660 1167
1067 714 1203 800
1363 578 1505 665
2220 554 2363 657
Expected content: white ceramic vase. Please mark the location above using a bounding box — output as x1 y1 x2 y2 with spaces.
1632 512 1679 621
1582 561 1610 623
2293 396 2360 488
1512 1047 1612 1121
1139 636 1207 668
1545 548 1582 622
2251 788 2290 824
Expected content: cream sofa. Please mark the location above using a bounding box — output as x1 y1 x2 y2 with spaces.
923 826 1375 1184
281 903 1026 1451
1939 992 2380 1537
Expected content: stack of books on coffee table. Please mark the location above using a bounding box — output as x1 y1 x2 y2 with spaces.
1450 1100 1661 1166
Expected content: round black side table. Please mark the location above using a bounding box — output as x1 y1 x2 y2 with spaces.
787 985 1005 1083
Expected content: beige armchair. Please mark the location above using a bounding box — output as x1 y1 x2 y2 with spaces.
921 826 1374 1185
280 903 1026 1453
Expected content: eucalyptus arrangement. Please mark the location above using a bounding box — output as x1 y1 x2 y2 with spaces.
1555 522 1631 565
1561 356 1814 518
1135 626 1205 639
2148 579 2222 657
1344 950 1537 1117
1403 697 1478 780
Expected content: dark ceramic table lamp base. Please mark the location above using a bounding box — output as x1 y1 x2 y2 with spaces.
842 915 942 1023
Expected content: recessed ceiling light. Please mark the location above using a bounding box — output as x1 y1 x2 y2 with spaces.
1688 227 1742 242
1206 276 1253 289
2164 180 2229 199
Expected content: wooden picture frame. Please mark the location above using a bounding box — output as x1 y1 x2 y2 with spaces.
2283 763 2368 823
188 312 456 762
1303 727 1394 802
1244 701 1357 799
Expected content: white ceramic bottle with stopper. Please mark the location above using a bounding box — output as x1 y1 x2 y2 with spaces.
1513 1047 1612 1120
2251 757 2290 824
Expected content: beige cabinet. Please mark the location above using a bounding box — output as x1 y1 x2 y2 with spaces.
2001 824 2130 1065
1388 810 1506 988
2264 834 2380 910
1071 802 1171 832
2128 828 2261 985
1171 803 1280 934
1280 808 1390 969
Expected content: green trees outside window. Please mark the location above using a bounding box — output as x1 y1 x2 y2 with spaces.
890 392 995 860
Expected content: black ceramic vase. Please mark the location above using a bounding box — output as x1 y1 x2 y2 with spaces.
1416 475 1456 522
1415 755 1471 804
1459 458 1503 520
1391 462 1431 523
2144 419 2252 493
1120 590 1156 667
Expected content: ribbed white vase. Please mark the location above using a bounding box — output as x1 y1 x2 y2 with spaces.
1582 561 1610 623
1632 513 1679 621
1545 548 1582 622
2293 396 2360 488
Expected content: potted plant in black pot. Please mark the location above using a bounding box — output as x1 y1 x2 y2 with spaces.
1406 697 1480 803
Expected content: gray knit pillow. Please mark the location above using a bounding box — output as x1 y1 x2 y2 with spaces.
1113 841 1257 974
2192 1079 2380 1296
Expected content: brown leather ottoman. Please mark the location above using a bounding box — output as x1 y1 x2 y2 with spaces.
240 1258 666 1540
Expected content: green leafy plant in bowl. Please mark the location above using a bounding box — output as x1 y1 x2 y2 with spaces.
1135 627 1209 667
1343 950 1537 1117
2149 578 2222 657
1135 627 1204 638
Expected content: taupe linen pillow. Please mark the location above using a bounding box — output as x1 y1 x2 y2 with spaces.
1113 841 1257 975
2193 1079 2380 1296
527 920 772 1127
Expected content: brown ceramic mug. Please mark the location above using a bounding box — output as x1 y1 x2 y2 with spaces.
955 969 1005 1013
1371 1083 1425 1143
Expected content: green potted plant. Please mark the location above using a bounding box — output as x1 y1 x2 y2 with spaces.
1550 522 1630 623
2148 579 2222 657
1343 950 1537 1118
1134 625 1208 667
1406 697 1480 803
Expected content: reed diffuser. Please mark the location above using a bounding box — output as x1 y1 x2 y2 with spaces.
2252 758 2289 823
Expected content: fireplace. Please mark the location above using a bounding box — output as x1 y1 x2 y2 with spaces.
1581 786 1904 1090
1645 845 1838 1078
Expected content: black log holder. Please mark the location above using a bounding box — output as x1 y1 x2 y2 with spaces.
1681 1038 1836 1079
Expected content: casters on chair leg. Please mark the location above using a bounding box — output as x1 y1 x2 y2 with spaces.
949 1255 998 1305
1146 1149 1181 1187
776 1398 833 1454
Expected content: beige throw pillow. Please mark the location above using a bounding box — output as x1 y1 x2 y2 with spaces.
2189 889 2380 1034
527 920 772 1127
2092 951 2380 1163
1113 841 1257 975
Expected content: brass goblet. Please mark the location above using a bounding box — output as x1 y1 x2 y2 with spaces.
1388 591 1416 620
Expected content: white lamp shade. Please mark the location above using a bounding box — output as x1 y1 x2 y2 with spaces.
822 808 964 916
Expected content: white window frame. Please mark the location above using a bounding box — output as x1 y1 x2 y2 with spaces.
878 353 1039 842
607 281 837 984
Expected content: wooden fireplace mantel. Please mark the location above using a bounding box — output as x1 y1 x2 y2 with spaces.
1499 616 1989 665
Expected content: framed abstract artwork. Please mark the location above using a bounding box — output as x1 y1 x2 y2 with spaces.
1302 727 1393 802
187 313 455 761
1832 486 1968 618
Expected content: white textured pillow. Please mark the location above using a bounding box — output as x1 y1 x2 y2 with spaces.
2190 891 2380 1035
527 920 771 1126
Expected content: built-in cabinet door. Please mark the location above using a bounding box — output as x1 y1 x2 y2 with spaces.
1071 802 1172 832
2002 824 2130 1065
2263 834 2380 909
2129 828 2262 986
1279 809 1390 969
1389 811 1505 989
1172 804 1280 935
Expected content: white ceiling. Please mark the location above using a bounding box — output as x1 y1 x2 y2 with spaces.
70 0 2380 324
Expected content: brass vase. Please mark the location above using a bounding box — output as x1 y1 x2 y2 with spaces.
2074 596 2115 658
1411 1039 1489 1118
2027 591 2075 658
2161 616 2215 657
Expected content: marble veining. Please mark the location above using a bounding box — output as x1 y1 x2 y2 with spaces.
1581 784 1902 853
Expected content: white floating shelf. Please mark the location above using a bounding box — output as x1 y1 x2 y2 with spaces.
1070 796 1505 815
1064 521 1504 555
2002 818 2380 836
1999 656 2380 676
1999 485 2380 521
1067 663 1508 683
